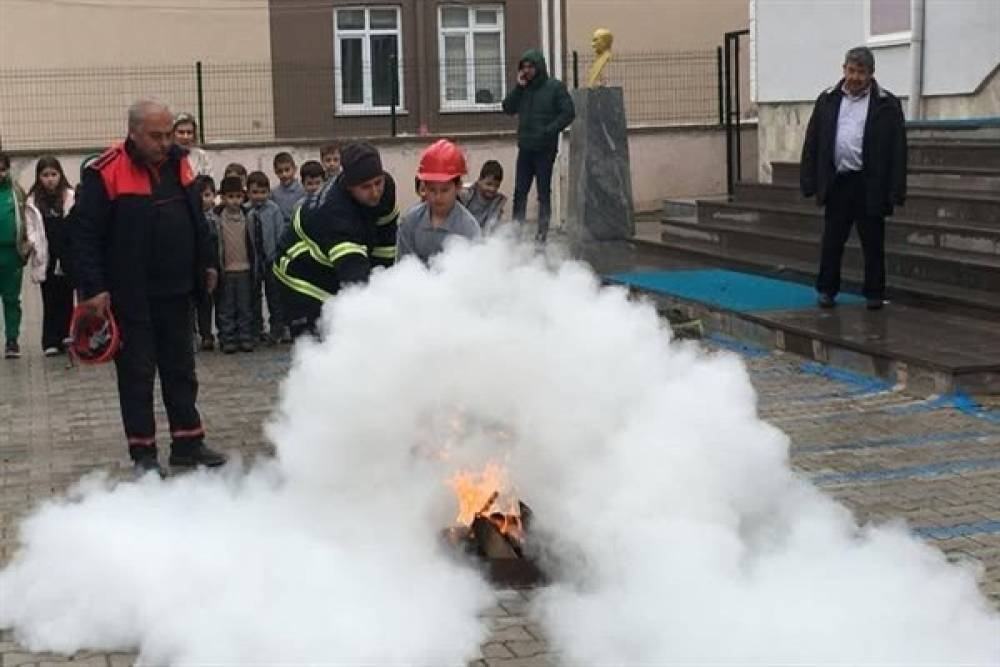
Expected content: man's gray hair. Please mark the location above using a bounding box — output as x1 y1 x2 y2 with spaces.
844 46 875 72
127 98 173 131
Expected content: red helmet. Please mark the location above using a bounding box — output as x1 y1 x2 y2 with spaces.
416 139 467 183
69 305 121 364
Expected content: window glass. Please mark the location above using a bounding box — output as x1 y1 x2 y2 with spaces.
473 33 502 104
442 6 470 28
370 8 398 30
337 9 365 30
340 38 364 104
870 0 911 35
371 34 399 106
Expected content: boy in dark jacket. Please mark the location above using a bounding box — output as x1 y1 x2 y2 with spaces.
246 171 289 344
502 49 575 244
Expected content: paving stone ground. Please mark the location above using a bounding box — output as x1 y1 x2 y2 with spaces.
1 286 999 666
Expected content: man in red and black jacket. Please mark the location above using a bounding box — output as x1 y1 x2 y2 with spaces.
73 98 226 476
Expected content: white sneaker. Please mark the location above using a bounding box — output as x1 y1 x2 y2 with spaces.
43 347 60 357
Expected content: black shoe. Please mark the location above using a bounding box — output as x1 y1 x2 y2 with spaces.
4 340 20 359
200 336 215 351
866 298 884 310
817 293 836 309
169 442 227 468
132 454 166 479
240 341 255 352
221 342 238 354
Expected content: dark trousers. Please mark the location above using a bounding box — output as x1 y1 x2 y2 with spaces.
115 295 203 456
195 295 214 341
512 147 557 240
252 269 285 339
40 272 73 350
217 270 254 345
817 171 886 299
280 282 322 339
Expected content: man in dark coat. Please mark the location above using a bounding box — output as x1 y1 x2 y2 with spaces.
502 49 575 244
800 46 907 310
73 98 226 476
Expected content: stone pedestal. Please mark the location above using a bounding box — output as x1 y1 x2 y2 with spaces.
566 87 635 258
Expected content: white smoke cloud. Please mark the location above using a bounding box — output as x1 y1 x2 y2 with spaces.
2 239 998 665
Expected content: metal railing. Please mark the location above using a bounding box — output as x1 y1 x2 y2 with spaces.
0 50 724 152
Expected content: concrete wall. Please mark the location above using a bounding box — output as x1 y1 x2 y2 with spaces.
565 0 747 53
6 125 755 217
753 0 1000 103
0 0 270 67
0 0 272 150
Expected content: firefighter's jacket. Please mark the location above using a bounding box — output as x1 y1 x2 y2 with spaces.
272 174 399 302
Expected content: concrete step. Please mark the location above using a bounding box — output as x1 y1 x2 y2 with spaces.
610 258 1000 395
909 139 1000 170
734 182 1000 225
651 227 1000 317
662 198 698 219
696 199 1000 258
771 160 1000 192
660 213 1000 308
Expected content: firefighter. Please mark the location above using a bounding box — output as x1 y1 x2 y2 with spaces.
72 98 226 477
272 142 399 337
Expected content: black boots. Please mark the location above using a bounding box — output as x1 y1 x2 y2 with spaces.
168 441 228 468
130 442 227 478
130 446 166 479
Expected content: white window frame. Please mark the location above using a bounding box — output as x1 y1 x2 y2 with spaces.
437 4 506 113
864 0 912 47
334 6 406 115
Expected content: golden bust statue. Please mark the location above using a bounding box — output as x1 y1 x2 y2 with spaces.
587 28 614 88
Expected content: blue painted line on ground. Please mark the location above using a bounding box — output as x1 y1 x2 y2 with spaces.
887 391 1000 423
705 332 771 358
797 430 995 454
798 362 894 395
912 520 1000 540
811 457 1000 485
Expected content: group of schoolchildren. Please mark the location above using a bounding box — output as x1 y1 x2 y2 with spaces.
192 138 507 354
190 146 339 353
0 118 509 359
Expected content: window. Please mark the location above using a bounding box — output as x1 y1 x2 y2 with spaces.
866 0 911 44
334 7 404 114
438 5 505 111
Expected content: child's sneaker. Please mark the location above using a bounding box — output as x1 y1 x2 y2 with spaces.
4 340 20 359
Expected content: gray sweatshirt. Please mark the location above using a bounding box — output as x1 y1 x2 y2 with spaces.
397 202 482 264
246 199 287 266
269 179 305 224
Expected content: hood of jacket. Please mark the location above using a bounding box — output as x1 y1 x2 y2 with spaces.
519 49 549 87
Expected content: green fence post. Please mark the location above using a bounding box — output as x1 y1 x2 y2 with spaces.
195 61 206 144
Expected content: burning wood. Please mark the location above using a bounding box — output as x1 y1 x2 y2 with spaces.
444 462 544 586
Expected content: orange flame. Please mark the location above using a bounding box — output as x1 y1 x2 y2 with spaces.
447 462 522 541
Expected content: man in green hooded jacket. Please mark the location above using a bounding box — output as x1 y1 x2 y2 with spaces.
502 49 575 244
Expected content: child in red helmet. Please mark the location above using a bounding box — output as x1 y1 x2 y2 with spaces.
397 139 481 264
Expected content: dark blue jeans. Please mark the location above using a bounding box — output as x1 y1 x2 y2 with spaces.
512 146 557 240
217 270 254 345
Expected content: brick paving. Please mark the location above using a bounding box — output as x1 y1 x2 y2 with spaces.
2 287 999 666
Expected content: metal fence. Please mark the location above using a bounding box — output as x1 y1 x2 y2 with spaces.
0 50 722 152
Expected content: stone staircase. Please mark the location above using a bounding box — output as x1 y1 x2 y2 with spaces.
659 132 1000 316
